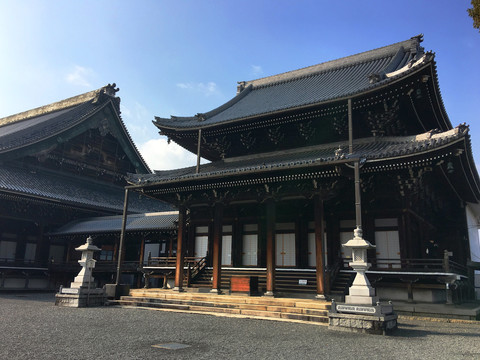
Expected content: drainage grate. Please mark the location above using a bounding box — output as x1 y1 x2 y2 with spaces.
152 343 191 350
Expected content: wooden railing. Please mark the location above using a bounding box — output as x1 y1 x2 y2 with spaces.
187 257 206 279
349 257 469 276
0 258 49 268
142 256 207 288
325 258 343 293
146 256 177 267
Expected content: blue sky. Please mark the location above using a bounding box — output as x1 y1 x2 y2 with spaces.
0 1 479 170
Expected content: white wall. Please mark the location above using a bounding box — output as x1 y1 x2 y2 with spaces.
466 205 480 299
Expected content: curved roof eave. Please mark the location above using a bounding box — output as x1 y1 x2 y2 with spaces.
108 101 152 174
154 57 436 133
127 126 470 190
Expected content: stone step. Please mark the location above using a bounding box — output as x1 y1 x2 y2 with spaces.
111 298 329 324
111 289 330 324
129 289 330 308
123 296 330 315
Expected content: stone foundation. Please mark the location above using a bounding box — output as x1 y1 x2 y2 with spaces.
55 287 105 307
328 312 398 335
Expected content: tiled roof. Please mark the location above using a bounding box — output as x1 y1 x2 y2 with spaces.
50 211 178 236
0 101 104 153
0 165 172 213
155 36 428 130
0 87 105 127
0 84 150 173
128 126 468 186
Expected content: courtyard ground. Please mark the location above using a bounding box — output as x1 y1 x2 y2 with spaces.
0 292 479 360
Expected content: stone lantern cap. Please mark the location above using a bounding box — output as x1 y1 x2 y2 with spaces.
342 227 375 249
75 236 101 252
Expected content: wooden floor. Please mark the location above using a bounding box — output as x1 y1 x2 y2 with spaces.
109 288 331 325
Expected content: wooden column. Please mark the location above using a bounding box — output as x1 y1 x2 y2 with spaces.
174 205 186 291
265 197 276 296
137 237 146 288
211 202 224 293
314 194 326 299
139 237 145 266
232 217 242 267
15 229 27 262
34 224 48 264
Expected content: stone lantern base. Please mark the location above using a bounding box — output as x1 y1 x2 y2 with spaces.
328 300 397 335
55 286 105 307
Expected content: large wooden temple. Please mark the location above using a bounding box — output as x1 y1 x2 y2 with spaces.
127 35 480 303
0 84 171 290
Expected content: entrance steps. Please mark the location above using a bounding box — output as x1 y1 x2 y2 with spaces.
109 289 331 325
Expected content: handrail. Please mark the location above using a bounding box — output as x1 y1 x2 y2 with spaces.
146 256 177 267
367 258 468 275
0 258 50 268
325 258 342 294
190 257 206 279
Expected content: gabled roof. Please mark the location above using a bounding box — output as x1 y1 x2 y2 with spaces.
128 126 470 187
0 164 172 214
50 211 178 236
155 35 431 131
0 84 150 173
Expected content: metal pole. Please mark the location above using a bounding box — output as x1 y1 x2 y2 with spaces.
354 161 362 229
196 128 202 174
115 188 130 285
348 98 353 154
348 97 361 229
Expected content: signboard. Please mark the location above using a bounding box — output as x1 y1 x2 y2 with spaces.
298 279 308 285
61 288 79 294
336 305 376 314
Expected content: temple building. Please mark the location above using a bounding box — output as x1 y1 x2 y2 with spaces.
0 84 171 290
127 35 480 303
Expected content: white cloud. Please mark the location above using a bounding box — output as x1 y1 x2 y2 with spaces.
176 81 219 96
121 101 154 145
65 65 94 87
139 137 207 171
251 65 263 76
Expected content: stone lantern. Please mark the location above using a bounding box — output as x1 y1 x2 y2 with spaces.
55 236 105 307
342 227 378 305
70 236 100 289
328 227 397 334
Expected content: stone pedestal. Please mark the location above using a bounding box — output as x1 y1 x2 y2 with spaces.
328 311 398 335
55 236 105 307
55 287 105 307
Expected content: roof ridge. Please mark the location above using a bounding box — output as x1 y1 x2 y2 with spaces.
0 84 119 128
242 36 422 89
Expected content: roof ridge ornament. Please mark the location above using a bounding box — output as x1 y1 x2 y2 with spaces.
195 113 206 122
104 83 120 96
237 81 246 94
411 34 424 43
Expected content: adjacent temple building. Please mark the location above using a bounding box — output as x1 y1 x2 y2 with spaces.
1 36 479 306
0 84 171 289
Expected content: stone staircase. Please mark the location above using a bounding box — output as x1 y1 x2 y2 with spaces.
329 271 355 301
109 289 331 325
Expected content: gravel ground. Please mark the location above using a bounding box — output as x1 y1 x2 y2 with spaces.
1 293 480 360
